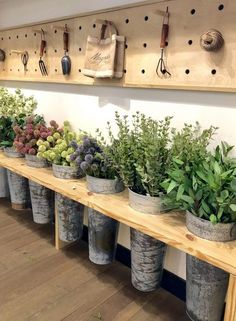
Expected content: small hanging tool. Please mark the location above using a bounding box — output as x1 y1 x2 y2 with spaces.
21 51 29 72
156 7 171 78
61 24 71 75
11 50 29 72
39 29 48 76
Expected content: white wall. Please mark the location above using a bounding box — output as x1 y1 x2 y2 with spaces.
1 0 236 280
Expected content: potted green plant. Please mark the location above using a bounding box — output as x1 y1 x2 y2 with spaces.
13 116 60 224
162 126 235 321
39 121 85 242
97 112 172 292
71 134 124 265
0 88 37 209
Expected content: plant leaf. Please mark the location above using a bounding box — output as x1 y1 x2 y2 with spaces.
167 180 178 194
230 204 236 212
176 184 185 201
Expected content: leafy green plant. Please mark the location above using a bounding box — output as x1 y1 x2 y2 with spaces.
162 142 236 224
0 88 37 118
0 88 37 148
97 112 172 196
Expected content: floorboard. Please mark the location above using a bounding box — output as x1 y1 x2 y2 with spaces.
0 199 188 321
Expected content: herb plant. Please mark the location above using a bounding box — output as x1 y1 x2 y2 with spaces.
162 142 236 224
97 112 172 196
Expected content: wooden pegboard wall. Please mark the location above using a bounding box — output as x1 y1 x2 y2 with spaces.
0 0 234 92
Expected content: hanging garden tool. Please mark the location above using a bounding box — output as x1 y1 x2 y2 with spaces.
11 50 29 72
61 24 71 75
39 29 48 76
156 7 171 78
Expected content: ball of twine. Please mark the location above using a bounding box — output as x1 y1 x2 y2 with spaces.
200 29 224 52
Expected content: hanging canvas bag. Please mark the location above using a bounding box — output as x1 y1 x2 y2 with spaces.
82 21 125 79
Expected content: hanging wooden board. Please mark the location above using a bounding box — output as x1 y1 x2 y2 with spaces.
0 0 234 92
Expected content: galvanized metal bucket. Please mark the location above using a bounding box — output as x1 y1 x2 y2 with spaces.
130 228 166 292
56 193 84 242
186 255 229 321
186 210 236 242
186 211 233 321
29 180 54 224
128 189 162 214
86 175 124 194
87 175 123 265
128 189 167 292
53 163 83 179
4 147 24 158
7 170 30 210
53 164 84 242
0 167 9 198
25 154 49 168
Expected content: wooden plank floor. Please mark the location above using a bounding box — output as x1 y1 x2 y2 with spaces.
0 199 188 321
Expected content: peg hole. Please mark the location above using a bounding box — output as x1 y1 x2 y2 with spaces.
35 69 37 72
8 36 11 40
78 69 81 73
165 41 168 47
124 69 127 74
144 16 149 21
25 34 27 38
188 40 193 45
16 35 19 39
211 69 217 75
18 69 20 72
79 26 82 30
55 69 58 72
54 49 57 53
79 48 82 52
93 24 96 28
34 51 37 54
143 43 147 48
54 30 57 34
185 69 190 74
34 33 37 37
10 68 12 71
1 37 3 41
141 69 145 74
191 9 196 15
125 18 129 24
218 4 224 10
125 44 128 49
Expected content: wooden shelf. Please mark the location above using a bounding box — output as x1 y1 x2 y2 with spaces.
0 153 235 275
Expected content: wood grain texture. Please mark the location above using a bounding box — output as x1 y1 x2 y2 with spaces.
0 153 235 275
0 0 235 92
224 274 236 321
0 199 187 321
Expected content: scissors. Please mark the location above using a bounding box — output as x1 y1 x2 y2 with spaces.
21 51 29 72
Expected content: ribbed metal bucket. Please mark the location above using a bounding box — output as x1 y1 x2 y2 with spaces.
53 164 83 179
186 255 229 321
25 154 49 168
0 167 9 198
186 211 236 242
128 189 162 214
7 170 30 210
130 228 166 292
56 193 84 242
87 175 123 265
29 180 54 224
4 147 24 158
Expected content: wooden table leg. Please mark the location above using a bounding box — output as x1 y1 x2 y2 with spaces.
224 274 236 321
